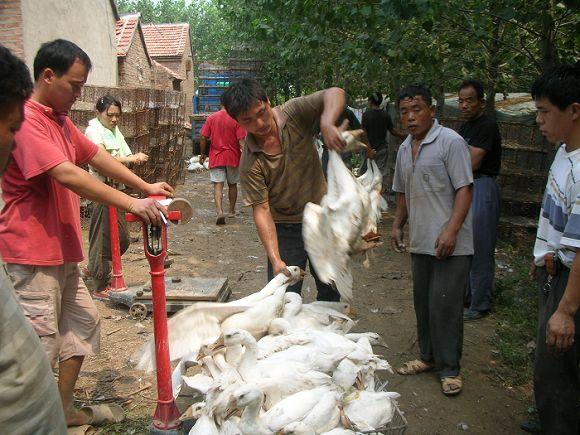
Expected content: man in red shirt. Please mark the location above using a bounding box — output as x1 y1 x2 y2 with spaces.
0 39 173 427
199 103 246 225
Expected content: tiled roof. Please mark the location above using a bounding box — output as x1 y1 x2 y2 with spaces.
116 14 140 56
152 60 183 81
142 23 190 58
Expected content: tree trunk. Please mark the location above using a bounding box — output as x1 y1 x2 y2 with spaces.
539 2 558 72
485 20 505 118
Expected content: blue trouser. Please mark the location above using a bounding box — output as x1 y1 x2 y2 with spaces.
267 223 340 301
468 176 501 313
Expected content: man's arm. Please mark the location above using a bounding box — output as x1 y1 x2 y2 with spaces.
252 201 288 276
390 192 408 253
200 135 209 164
469 146 487 171
320 87 347 151
547 250 580 350
89 147 173 197
434 185 473 259
48 161 167 225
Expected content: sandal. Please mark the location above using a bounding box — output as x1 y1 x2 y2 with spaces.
396 359 434 375
216 215 226 225
441 376 463 396
79 403 125 425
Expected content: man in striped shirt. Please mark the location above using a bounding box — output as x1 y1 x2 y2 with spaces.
527 63 580 434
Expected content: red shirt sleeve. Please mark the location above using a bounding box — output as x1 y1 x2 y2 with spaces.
200 115 213 138
12 116 69 180
65 119 99 165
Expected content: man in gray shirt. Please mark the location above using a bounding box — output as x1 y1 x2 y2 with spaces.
391 84 473 396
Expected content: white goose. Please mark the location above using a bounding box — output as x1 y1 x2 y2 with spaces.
342 389 400 431
231 384 339 434
302 133 370 303
214 328 332 409
133 267 302 371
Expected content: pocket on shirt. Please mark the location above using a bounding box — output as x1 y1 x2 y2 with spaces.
418 164 448 192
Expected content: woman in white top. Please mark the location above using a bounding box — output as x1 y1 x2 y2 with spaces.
84 95 148 299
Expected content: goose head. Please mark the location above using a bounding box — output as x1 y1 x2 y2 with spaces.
179 401 205 421
225 384 265 420
210 328 255 354
341 130 369 153
284 265 303 285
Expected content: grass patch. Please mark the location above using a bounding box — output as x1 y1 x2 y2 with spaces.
100 416 150 434
491 243 538 387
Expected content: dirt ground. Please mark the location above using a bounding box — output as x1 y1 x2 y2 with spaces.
78 170 529 434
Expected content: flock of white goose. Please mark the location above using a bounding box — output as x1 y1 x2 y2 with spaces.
131 131 398 434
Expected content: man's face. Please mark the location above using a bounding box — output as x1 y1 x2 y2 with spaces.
0 102 24 174
458 86 484 120
534 97 576 145
399 96 435 140
235 100 274 138
42 59 88 113
98 104 121 130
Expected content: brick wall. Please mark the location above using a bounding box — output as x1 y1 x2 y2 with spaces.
118 29 152 88
152 62 176 91
0 0 24 59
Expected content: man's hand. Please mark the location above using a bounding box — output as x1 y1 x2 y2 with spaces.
434 225 458 259
144 182 174 198
272 259 291 277
390 227 406 253
321 120 347 152
547 309 576 351
133 152 149 165
128 198 168 226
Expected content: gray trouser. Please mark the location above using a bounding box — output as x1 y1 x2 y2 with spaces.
87 203 130 290
534 266 580 435
411 254 472 378
468 176 501 312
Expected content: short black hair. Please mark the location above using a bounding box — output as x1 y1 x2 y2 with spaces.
96 95 122 113
396 84 432 107
531 63 580 111
459 79 485 100
33 39 92 81
368 92 383 106
0 45 33 114
221 78 268 119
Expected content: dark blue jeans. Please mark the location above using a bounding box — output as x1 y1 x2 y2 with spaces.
267 223 340 301
468 176 501 313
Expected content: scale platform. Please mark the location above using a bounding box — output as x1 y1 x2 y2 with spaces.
108 276 230 320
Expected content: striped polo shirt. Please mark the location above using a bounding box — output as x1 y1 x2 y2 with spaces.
240 91 327 223
534 144 580 268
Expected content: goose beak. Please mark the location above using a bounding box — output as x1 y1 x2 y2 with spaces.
338 403 354 430
208 334 225 355
224 396 240 420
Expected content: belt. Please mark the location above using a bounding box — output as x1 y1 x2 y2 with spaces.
473 173 497 179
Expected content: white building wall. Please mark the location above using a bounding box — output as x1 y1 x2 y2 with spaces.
21 0 117 86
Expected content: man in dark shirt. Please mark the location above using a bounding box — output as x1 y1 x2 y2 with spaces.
458 79 502 321
362 92 406 193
